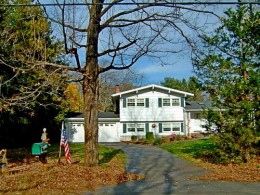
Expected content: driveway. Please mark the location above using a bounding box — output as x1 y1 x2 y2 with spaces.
85 143 259 195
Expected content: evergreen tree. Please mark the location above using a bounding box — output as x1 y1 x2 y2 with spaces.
193 5 260 163
0 0 67 147
161 77 204 101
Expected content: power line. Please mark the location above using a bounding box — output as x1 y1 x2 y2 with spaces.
0 2 259 7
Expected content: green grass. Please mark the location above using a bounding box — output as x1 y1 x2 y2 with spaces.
160 137 216 163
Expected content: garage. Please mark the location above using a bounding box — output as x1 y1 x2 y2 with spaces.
98 123 120 142
65 112 120 143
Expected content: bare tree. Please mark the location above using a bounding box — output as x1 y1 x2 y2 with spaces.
38 0 219 166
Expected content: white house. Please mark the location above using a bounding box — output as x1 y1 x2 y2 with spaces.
64 84 211 142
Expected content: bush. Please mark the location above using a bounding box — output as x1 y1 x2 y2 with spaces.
153 138 163 145
131 135 138 142
146 132 154 141
168 134 176 141
161 136 170 144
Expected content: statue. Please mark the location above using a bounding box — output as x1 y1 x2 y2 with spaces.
41 128 49 143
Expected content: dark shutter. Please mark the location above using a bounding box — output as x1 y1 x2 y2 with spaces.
123 98 126 108
123 124 127 133
158 98 162 107
181 97 185 107
145 98 149 108
159 123 162 133
181 123 184 132
145 123 149 133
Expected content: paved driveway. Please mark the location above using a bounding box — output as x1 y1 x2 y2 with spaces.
85 143 259 195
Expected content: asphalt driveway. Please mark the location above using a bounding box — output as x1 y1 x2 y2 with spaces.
85 143 259 195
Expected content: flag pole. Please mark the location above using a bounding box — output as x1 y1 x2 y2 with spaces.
58 121 64 164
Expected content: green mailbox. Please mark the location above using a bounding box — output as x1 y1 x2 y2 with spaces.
32 142 48 155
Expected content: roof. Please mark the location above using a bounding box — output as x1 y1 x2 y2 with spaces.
185 101 213 111
111 84 194 97
65 112 119 119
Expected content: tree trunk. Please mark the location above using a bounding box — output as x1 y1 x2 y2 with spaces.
83 0 103 167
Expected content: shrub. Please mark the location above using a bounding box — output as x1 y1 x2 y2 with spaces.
153 138 162 145
131 135 138 142
161 136 170 144
146 132 154 141
168 134 176 141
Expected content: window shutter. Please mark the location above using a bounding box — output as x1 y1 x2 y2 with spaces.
145 98 149 108
181 123 184 132
123 98 126 108
159 123 162 133
181 97 185 107
158 98 162 107
145 123 149 133
123 124 127 133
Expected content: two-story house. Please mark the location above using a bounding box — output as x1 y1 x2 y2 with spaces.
64 84 210 142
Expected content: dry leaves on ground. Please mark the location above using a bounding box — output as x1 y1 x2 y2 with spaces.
199 157 260 182
0 156 143 194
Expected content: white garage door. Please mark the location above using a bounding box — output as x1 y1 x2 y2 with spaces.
98 123 120 142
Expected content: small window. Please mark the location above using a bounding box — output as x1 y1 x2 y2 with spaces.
127 98 135 106
136 98 145 106
163 123 171 131
172 123 180 131
127 124 135 132
163 98 171 106
172 98 180 106
136 124 145 132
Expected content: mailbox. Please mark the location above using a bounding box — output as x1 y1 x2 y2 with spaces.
32 142 48 155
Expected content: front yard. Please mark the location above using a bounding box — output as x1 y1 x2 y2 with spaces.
160 137 260 182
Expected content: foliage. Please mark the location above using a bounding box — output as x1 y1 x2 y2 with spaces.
0 0 68 148
161 77 204 101
193 5 260 163
146 132 155 141
64 83 84 112
131 135 138 142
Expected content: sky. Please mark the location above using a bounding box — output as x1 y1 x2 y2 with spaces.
38 1 248 85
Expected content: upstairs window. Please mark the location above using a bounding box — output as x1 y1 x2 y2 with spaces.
136 98 145 106
127 98 135 106
127 98 145 107
172 98 180 106
162 98 171 106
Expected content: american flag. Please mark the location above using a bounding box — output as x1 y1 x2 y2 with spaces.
60 128 72 164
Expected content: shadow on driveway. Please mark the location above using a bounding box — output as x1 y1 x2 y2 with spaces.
85 143 259 195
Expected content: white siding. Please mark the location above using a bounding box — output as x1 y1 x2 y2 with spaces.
120 90 184 122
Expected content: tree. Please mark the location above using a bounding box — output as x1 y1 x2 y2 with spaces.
99 68 144 112
193 5 259 163
37 0 218 166
161 77 204 101
0 1 67 147
64 83 84 112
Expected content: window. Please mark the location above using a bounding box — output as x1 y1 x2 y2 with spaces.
162 123 180 132
172 98 180 106
127 98 135 106
127 123 145 132
172 123 180 131
136 124 145 132
162 123 171 131
127 124 135 132
162 98 171 106
127 98 145 107
136 98 145 106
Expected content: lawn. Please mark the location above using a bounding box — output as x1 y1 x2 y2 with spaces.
0 143 141 194
160 137 260 182
160 137 216 164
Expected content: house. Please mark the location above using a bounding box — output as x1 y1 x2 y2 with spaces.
64 84 212 142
